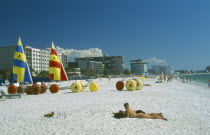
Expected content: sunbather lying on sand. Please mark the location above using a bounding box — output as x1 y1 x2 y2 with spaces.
156 80 163 83
113 103 167 121
143 84 152 86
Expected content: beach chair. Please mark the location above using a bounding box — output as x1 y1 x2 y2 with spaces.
0 90 22 99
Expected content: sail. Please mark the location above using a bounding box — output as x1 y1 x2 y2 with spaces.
49 42 68 81
13 37 33 83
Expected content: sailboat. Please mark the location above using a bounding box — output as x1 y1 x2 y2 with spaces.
49 42 68 81
13 37 33 84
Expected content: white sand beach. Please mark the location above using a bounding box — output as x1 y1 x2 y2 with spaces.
0 78 210 135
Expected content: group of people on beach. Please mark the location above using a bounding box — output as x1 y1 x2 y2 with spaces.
155 75 173 83
180 76 195 83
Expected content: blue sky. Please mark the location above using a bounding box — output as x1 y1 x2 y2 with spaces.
0 0 210 71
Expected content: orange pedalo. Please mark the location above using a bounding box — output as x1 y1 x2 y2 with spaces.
40 83 47 93
32 84 41 95
116 81 124 91
8 84 17 94
50 84 59 93
25 86 33 94
17 85 25 93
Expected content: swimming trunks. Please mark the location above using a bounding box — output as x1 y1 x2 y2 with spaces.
136 110 145 114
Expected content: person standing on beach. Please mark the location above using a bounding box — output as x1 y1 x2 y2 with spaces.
186 76 188 83
167 75 170 83
164 75 166 82
159 75 162 81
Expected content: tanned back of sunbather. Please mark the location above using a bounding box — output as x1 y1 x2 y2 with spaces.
124 103 167 120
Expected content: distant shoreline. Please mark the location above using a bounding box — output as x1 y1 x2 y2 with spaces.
178 73 210 88
179 72 210 75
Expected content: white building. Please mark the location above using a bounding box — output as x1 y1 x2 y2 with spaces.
75 55 124 74
0 46 68 73
152 65 171 75
159 66 171 75
130 59 148 75
0 46 16 71
77 60 104 74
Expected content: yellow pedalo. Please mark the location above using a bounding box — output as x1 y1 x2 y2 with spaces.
70 81 82 93
80 81 86 92
133 79 143 90
125 79 136 91
89 82 99 92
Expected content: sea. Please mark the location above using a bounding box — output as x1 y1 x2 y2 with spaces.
179 73 210 88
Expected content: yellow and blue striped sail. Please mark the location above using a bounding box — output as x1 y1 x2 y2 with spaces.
13 37 33 83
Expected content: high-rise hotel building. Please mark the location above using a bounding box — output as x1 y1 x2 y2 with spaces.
75 55 124 74
130 59 148 75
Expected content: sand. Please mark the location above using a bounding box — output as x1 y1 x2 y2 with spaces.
0 78 209 135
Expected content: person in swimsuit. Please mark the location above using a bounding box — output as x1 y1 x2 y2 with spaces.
113 103 167 121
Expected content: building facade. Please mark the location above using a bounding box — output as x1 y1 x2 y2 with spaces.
152 65 160 74
159 66 171 75
0 46 16 71
152 65 171 75
0 46 68 73
75 55 124 74
77 60 104 74
206 66 210 72
130 59 148 75
68 62 79 69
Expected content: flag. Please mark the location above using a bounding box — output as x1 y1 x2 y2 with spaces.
49 42 68 81
13 37 33 83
